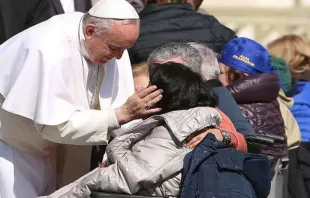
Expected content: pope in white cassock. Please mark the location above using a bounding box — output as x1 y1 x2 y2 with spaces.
0 0 163 197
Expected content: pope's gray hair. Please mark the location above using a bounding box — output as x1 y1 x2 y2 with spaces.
148 42 220 80
82 13 138 34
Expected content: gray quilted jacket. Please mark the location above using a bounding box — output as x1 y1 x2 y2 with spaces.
43 107 221 198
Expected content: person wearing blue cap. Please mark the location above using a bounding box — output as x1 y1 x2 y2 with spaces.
218 37 287 158
219 37 276 84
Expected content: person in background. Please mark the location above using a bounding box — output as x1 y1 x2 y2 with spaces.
268 35 309 149
219 37 287 158
50 0 92 14
127 0 145 13
132 62 149 90
263 51 301 198
270 55 293 94
268 36 310 141
269 55 301 150
128 0 236 65
144 42 255 136
0 0 54 44
268 35 310 198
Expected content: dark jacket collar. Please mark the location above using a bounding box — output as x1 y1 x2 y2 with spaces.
140 3 193 17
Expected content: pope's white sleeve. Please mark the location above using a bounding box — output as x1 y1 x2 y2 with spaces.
38 109 120 145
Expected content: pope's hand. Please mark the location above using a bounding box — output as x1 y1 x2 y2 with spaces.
115 85 163 125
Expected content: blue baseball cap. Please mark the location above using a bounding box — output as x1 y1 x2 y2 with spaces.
220 37 275 75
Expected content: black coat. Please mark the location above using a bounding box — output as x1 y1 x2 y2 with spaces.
128 3 236 64
288 144 310 198
0 0 54 44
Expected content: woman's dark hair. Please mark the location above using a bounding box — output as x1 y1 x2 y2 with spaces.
149 62 218 113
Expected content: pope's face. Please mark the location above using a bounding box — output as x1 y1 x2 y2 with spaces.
85 20 140 65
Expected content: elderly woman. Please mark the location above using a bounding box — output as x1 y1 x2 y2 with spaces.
44 62 247 198
219 37 287 158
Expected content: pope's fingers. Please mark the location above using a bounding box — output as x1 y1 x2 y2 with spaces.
137 85 157 98
145 94 162 108
143 107 162 115
143 89 163 103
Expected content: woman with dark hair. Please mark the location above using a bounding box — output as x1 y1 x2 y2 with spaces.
149 62 218 113
44 62 246 198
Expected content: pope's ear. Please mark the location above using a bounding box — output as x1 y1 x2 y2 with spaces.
84 24 96 39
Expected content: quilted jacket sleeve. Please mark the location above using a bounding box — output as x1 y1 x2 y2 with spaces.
43 124 187 197
106 120 160 163
97 123 187 194
90 149 186 194
44 149 187 198
43 108 221 198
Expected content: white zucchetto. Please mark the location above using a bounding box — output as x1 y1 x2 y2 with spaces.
89 0 139 19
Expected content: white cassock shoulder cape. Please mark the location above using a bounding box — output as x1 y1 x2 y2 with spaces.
0 12 134 126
